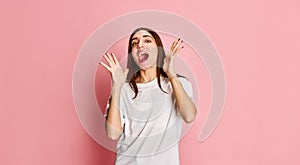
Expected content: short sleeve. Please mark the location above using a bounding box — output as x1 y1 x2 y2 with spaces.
178 77 194 99
104 95 126 128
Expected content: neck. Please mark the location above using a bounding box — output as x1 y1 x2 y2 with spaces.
137 67 157 83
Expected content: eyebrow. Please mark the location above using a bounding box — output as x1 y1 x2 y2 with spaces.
131 35 153 41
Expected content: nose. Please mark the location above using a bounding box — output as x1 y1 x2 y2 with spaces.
137 40 144 49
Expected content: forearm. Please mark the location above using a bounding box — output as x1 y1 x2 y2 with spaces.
170 76 197 123
105 85 123 140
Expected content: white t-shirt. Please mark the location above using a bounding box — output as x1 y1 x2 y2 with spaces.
105 76 193 165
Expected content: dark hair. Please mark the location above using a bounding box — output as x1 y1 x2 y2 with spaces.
126 27 168 99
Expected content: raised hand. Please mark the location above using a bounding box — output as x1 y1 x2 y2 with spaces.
163 38 184 78
100 53 129 86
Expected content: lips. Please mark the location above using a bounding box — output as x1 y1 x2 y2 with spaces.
137 51 149 63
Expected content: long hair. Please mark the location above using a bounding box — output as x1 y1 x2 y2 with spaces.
126 27 168 99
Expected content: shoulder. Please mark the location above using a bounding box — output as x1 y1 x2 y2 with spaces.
119 81 136 98
160 75 192 87
121 81 132 92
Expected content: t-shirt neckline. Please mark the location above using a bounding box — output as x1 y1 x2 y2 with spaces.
136 77 158 88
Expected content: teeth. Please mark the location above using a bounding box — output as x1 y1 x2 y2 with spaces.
138 51 147 56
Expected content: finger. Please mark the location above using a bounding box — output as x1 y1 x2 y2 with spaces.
104 53 113 66
174 45 184 55
173 39 183 53
171 41 176 50
107 53 116 65
111 53 119 65
171 38 180 50
99 62 111 72
174 39 183 53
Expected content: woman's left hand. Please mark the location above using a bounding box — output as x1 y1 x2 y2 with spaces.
163 38 184 78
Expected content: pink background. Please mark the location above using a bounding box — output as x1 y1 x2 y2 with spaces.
1 0 300 165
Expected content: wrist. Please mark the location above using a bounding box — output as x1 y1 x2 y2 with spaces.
112 82 124 89
168 74 178 81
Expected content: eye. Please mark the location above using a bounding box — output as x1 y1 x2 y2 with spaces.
131 42 137 47
145 39 152 43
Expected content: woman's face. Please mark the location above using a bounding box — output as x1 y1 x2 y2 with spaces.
130 30 158 70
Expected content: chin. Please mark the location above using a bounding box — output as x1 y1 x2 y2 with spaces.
138 64 156 71
139 66 150 71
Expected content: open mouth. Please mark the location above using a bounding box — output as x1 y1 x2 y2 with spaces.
138 51 149 63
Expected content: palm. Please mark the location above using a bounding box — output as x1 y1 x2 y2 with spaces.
100 53 128 86
163 38 184 77
163 51 176 76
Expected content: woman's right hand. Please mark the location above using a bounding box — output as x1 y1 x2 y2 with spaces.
99 53 129 86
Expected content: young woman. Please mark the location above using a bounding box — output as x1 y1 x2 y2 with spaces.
100 27 197 165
